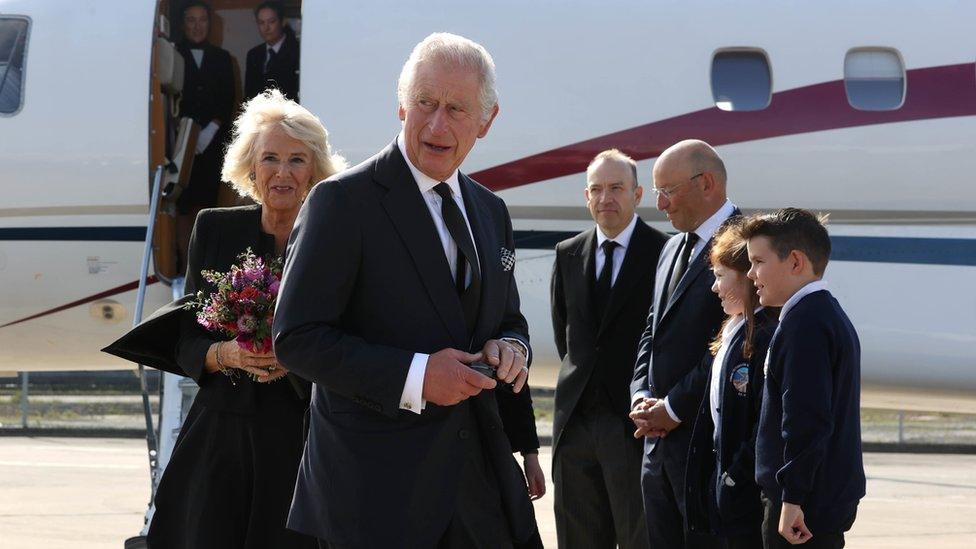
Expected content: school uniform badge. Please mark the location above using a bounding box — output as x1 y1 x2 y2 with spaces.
731 364 749 395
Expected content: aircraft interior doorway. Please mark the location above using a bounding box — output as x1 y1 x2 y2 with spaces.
149 0 302 282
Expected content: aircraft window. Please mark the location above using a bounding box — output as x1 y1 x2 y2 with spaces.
844 48 905 111
0 16 29 115
711 50 772 111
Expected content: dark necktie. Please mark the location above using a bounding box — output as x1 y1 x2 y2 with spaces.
434 183 481 336
593 240 619 320
265 47 276 73
665 232 700 305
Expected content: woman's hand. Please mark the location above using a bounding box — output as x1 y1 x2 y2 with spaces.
205 341 283 382
522 452 547 501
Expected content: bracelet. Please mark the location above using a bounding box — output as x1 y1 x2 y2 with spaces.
214 342 237 385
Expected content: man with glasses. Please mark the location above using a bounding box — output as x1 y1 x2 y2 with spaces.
550 149 667 548
629 139 739 548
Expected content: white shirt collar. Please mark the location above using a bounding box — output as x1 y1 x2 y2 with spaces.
268 34 286 53
693 199 736 243
779 280 829 321
596 214 639 250
397 132 461 197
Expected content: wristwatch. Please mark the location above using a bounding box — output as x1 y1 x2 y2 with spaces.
501 337 529 359
721 472 736 487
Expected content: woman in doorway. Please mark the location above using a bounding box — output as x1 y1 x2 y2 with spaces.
175 0 235 273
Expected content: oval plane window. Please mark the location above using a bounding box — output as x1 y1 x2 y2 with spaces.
711 50 772 112
844 48 905 111
0 17 30 115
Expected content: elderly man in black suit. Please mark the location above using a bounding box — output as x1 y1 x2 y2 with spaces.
244 1 299 101
629 139 739 548
273 32 539 548
550 149 667 548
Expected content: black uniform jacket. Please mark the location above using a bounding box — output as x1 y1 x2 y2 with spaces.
685 307 777 536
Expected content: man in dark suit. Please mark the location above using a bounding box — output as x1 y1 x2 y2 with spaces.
550 149 667 548
273 33 538 548
245 1 299 101
629 139 739 548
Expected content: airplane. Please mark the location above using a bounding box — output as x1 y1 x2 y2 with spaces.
2 0 974 542
2 0 973 393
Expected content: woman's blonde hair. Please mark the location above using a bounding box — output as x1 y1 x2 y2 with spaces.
222 89 347 202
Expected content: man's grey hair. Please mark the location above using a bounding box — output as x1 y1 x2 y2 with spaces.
397 32 498 121
587 148 640 188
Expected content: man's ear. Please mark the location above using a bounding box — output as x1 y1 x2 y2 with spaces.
477 104 500 138
398 104 406 122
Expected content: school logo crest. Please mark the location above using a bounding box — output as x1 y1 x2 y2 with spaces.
731 364 750 396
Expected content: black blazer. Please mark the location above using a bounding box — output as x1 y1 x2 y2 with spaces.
756 290 865 534
178 41 234 144
272 142 536 547
630 210 739 458
685 308 777 536
550 221 667 449
103 205 309 412
245 29 300 101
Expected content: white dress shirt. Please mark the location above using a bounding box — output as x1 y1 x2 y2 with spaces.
595 214 638 287
779 280 829 322
265 34 286 70
396 133 481 414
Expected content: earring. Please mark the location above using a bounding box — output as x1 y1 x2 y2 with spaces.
248 172 256 181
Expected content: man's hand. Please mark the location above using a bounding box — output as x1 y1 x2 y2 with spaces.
482 339 529 393
629 398 678 438
779 502 812 545
422 348 496 406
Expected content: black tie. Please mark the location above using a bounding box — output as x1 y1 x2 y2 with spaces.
593 240 619 320
265 47 276 73
665 232 700 305
434 183 481 336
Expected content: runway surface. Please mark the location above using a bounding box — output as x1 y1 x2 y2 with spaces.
1 437 974 548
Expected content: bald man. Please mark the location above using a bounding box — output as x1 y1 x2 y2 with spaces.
629 140 739 548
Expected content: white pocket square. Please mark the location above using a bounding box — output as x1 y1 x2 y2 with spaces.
500 247 516 271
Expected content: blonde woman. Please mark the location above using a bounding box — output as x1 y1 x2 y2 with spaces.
105 89 345 548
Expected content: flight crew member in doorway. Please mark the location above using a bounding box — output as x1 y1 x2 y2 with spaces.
629 139 739 548
175 0 234 274
245 1 300 102
550 149 667 548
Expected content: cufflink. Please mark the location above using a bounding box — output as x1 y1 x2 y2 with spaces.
721 472 736 487
403 402 413 410
500 247 516 271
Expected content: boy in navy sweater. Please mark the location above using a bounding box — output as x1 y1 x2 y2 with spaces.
743 208 865 548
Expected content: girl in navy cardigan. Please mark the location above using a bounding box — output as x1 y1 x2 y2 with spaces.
685 219 777 548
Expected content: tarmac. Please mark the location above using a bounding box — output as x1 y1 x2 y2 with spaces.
1 437 975 548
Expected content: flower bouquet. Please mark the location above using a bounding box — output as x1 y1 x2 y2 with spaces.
186 248 283 381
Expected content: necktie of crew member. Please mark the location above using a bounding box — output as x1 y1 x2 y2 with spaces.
434 182 480 336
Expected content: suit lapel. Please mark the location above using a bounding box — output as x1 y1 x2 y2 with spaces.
653 236 682 331
576 229 598 328
459 174 495 346
661 238 712 321
374 143 467 348
597 222 650 338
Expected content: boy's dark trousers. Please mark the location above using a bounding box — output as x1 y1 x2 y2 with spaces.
761 495 855 549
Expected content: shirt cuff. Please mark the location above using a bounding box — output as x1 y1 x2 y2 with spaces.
631 390 651 409
663 396 682 423
399 353 428 415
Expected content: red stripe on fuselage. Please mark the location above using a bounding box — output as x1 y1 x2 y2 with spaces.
0 276 159 329
471 63 976 191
